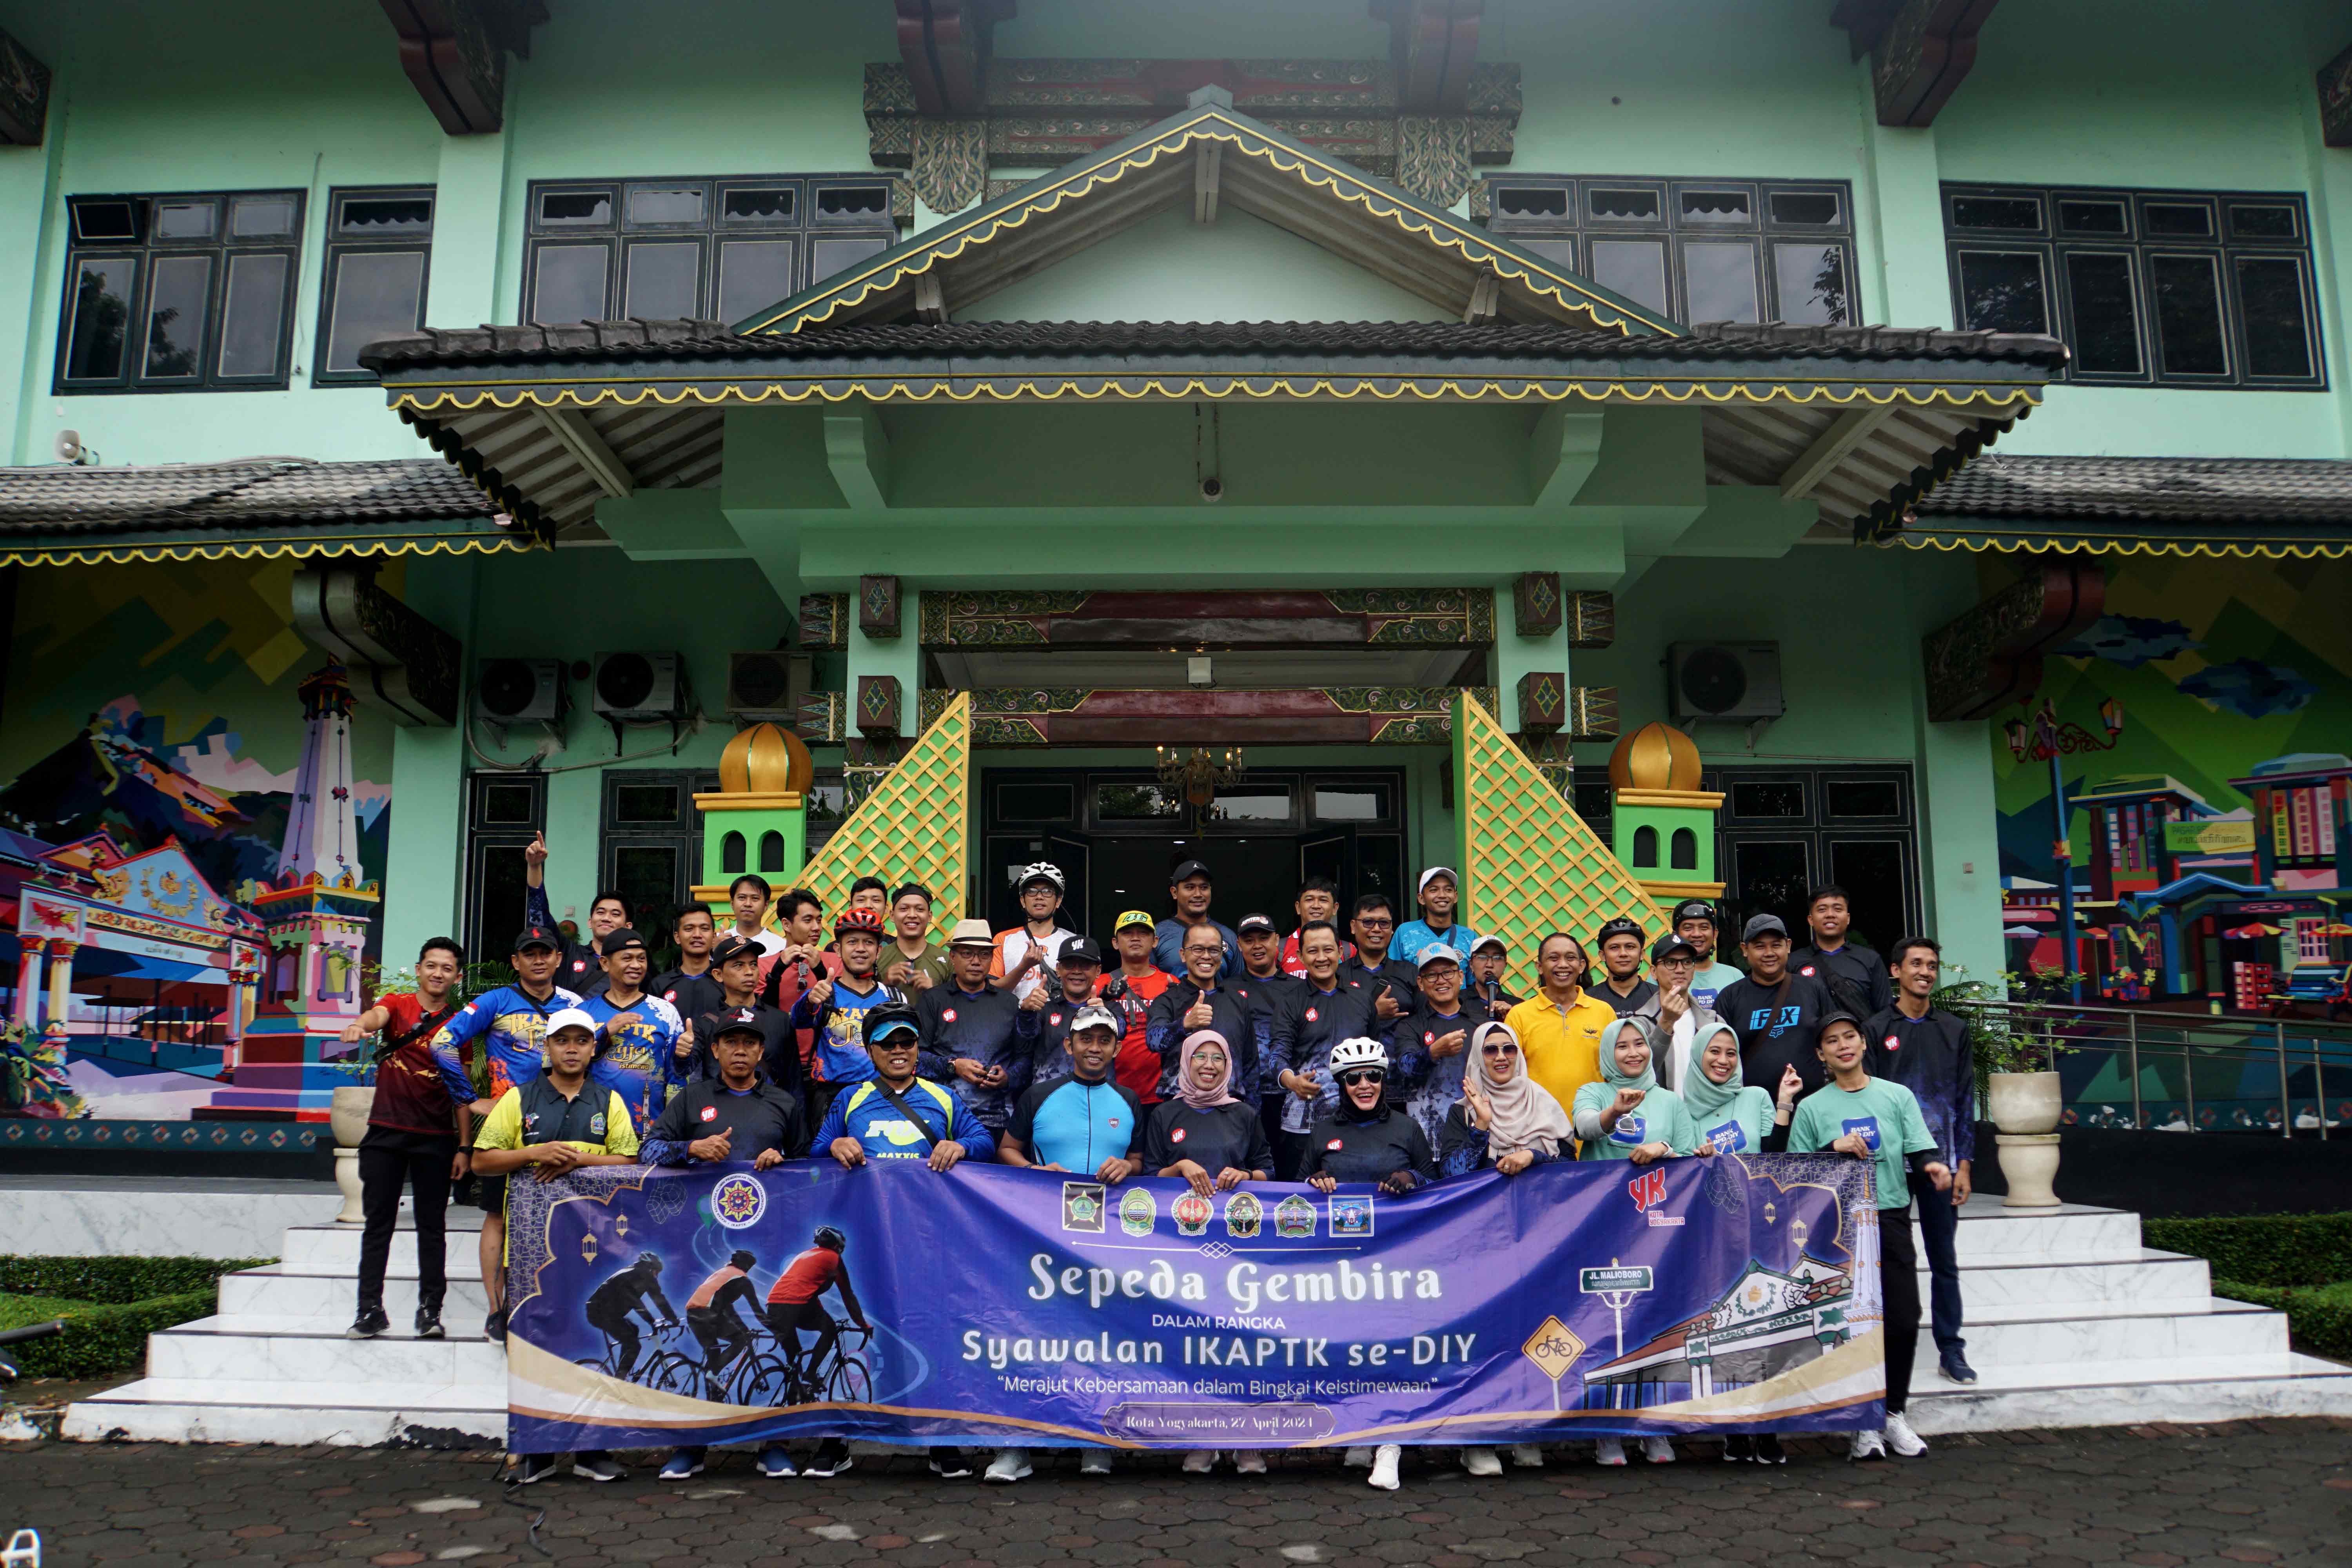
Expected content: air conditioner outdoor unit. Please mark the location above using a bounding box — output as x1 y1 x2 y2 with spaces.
726 650 810 724
474 657 566 726
593 651 689 723
1667 641 1785 722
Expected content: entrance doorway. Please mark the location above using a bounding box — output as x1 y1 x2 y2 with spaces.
1704 764 1920 954
980 767 1408 938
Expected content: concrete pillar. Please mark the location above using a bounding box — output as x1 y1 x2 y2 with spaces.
379 555 479 966
1 58 68 465
43 940 75 1033
1852 62 1949 331
12 941 43 1025
426 122 514 328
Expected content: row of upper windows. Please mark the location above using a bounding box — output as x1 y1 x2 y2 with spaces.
52 171 2329 395
54 175 897 395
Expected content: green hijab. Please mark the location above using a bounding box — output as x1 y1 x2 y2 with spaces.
1601 1017 1660 1093
1679 1020 1745 1120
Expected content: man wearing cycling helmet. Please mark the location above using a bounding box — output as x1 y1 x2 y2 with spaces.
768 1226 868 1478
990 862 1076 1002
788 907 909 1122
660 1249 767 1479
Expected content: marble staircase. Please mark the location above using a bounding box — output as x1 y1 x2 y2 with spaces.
54 1196 2352 1445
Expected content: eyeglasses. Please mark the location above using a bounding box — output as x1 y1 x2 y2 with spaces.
1479 1043 1520 1057
1337 1069 1387 1087
1356 917 1394 929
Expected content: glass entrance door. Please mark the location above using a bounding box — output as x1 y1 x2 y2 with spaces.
1707 764 1919 953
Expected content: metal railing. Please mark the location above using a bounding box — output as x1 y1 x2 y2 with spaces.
1949 997 2352 1139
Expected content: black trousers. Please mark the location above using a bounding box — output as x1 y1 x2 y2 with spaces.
1909 1172 1966 1356
1878 1203 1920 1415
357 1127 457 1316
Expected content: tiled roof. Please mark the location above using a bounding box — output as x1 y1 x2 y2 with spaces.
361 317 2069 371
0 458 496 535
1917 455 2352 524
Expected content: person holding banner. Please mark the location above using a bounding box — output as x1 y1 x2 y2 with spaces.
1790 1011 1949 1463
1302 1036 1438 1493
1570 1018 1695 1467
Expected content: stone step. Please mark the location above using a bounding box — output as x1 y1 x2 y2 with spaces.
1907 1350 2352 1434
218 1265 492 1322
1907 1297 2287 1373
61 1378 503 1447
1944 1203 2141 1264
146 1314 506 1385
280 1222 484 1276
1909 1249 2211 1315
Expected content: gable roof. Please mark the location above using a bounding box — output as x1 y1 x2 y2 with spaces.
1889 454 2352 559
735 88 1679 339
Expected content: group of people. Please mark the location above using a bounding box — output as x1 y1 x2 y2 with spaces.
346 844 1979 1489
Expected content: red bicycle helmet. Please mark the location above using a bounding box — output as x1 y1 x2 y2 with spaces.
833 907 886 938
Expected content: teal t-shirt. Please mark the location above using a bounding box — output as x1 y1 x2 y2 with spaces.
1570 1081 1696 1161
1691 960 1745 1012
1789 1076 1936 1208
1688 1083 1776 1156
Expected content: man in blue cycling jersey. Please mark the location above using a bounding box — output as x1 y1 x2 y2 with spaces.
581 928 686 1126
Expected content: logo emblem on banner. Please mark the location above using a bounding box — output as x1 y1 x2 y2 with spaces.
1274 1195 1317 1238
1120 1187 1158 1236
1173 1192 1212 1235
1223 1192 1263 1238
1628 1167 1683 1226
1062 1181 1106 1232
1329 1194 1374 1237
711 1174 766 1229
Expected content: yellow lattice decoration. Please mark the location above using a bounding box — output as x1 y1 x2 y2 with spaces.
1455 692 1665 996
777 692 970 941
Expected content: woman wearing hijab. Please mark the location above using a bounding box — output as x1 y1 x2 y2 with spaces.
1437 1019 1565 1477
1571 1017 1695 1466
1139 1029 1272 1477
1303 1036 1438 1492
1679 1019 1804 1463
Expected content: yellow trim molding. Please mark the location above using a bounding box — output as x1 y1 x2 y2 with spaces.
0 530 534 569
690 791 804 811
1637 879 1727 900
1613 789 1726 810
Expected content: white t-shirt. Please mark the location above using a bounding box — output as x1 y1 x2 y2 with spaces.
735 926 786 959
994 926 1074 1001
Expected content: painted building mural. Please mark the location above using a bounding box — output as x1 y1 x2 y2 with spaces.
0 559 392 1124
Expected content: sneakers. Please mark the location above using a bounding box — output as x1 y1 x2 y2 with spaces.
757 1445 797 1479
1849 1428 1887 1461
1938 1348 1979 1385
1367 1444 1401 1490
1885 1412 1928 1457
514 1454 559 1485
1642 1436 1675 1464
1182 1450 1218 1474
414 1307 445 1340
1342 1446 1373 1468
1594 1437 1627 1466
1234 1451 1268 1475
1080 1450 1112 1476
926 1449 973 1479
571 1453 625 1482
483 1306 508 1345
659 1451 704 1481
346 1306 389 1341
1508 1444 1544 1469
1461 1447 1502 1477
1755 1433 1786 1465
805 1439 854 1478
984 1448 1032 1485
1721 1434 1754 1463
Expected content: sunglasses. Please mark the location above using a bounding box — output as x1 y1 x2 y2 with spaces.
1479 1043 1520 1056
1337 1069 1387 1087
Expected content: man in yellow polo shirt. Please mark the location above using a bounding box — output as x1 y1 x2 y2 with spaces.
1504 933 1615 1134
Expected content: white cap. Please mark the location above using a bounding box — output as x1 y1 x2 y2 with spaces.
1417 866 1457 893
1070 1002 1121 1036
1414 943 1463 971
545 1007 600 1038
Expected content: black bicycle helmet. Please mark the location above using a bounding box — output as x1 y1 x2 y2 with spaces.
634 1251 662 1272
730 1249 756 1270
861 999 922 1047
814 1226 847 1251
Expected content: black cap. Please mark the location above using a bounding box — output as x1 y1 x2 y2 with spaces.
1058 935 1104 966
603 927 648 955
712 1008 767 1042
1235 913 1278 936
1170 858 1212 885
1595 916 1646 947
1670 898 1719 927
710 933 762 968
1650 935 1700 964
1742 913 1789 942
1815 1010 1864 1043
863 999 922 1046
512 924 561 953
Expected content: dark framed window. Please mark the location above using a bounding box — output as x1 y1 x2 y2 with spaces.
1943 182 2323 389
1702 765 1919 954
314 187 433 386
56 189 305 393
1482 176 1855 325
520 175 898 327
463 773 547 969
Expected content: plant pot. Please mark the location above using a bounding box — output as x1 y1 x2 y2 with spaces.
329 1085 376 1148
1987 1070 2063 1136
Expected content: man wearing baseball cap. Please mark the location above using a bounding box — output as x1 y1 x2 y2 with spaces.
1626 933 1725 1093
582 928 688 1129
1230 914 1306 1151
1099 910 1173 1102
1591 916 1657 1017
429 922 584 1343
1669 899 1745 1011
1394 944 1477 1147
1718 913 1835 1097
1028 936 1112 1091
1466 933 1520 1021
688 934 800 1096
915 917 1043 1134
1395 866 1481 967
641 1011 805 1172
1153 859 1239 980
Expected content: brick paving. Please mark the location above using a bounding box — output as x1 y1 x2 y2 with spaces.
3 1420 2350 1567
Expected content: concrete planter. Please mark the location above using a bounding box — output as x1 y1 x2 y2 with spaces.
1989 1070 2063 1208
329 1085 374 1223
1988 1070 2063 1135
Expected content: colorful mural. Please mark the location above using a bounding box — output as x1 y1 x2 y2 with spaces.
0 560 394 1123
1991 555 2352 1016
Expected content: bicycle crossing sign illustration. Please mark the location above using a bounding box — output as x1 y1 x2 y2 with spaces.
1521 1316 1586 1410
1578 1259 1654 1360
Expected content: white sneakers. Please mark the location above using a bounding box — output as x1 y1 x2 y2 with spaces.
1594 1436 1627 1466
1080 1450 1112 1475
1182 1450 1218 1474
1849 1428 1887 1461
1234 1451 1268 1475
1367 1444 1402 1490
1461 1446 1503 1477
982 1448 1031 1484
1641 1436 1675 1463
1508 1444 1545 1468
1885 1412 1928 1457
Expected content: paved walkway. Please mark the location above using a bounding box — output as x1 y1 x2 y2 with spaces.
4 1420 2348 1567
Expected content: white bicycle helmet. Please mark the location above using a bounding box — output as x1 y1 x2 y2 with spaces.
1328 1036 1389 1075
1015 861 1066 893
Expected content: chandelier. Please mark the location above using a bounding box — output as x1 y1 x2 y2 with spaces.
1155 745 1244 808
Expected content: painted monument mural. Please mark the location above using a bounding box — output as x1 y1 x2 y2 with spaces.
0 559 392 1125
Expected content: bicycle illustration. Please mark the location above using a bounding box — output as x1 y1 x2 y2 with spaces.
719 1321 874 1407
575 1317 700 1396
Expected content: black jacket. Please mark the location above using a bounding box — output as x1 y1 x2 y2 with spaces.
1301 1105 1437 1189
1791 942 1893 1018
642 1075 806 1164
1143 982 1269 1102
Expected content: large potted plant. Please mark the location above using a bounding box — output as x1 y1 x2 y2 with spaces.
1944 971 2071 1208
